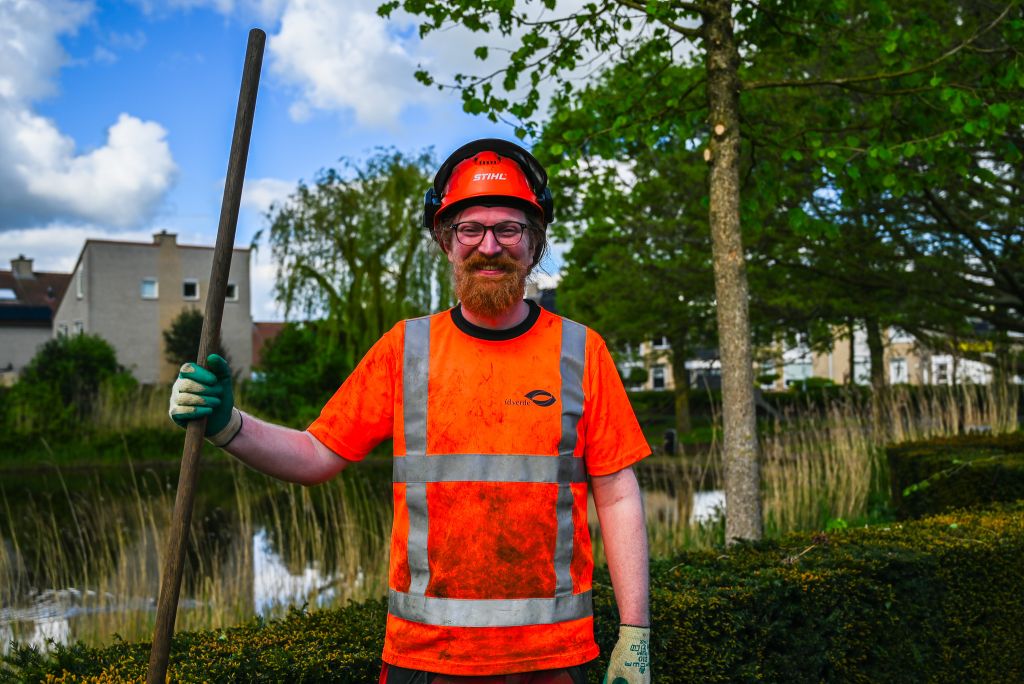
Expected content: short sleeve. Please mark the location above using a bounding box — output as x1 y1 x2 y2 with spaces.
307 324 400 460
581 332 651 476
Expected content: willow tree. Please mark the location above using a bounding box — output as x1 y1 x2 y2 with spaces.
262 149 451 372
380 0 1021 543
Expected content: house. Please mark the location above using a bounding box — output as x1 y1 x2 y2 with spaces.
53 231 253 384
619 326 999 392
0 256 71 385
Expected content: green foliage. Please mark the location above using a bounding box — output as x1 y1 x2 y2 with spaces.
3 334 136 435
261 148 450 376
243 321 352 427
8 505 1024 682
162 308 229 369
888 432 1024 519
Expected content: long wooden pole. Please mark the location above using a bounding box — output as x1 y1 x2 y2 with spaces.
147 28 265 684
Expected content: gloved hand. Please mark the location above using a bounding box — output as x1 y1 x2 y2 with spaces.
603 625 650 684
168 353 242 447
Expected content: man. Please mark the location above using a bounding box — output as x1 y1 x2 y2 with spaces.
170 139 651 683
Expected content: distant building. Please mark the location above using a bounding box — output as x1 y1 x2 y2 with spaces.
53 231 253 384
0 256 71 385
620 325 1002 393
252 321 286 370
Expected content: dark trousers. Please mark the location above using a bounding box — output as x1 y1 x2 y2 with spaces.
380 662 589 684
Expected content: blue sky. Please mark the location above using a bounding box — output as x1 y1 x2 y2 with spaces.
1 0 564 320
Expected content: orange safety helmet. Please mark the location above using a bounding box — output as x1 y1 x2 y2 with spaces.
423 138 554 232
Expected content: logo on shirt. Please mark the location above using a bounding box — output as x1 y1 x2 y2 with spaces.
525 389 556 407
504 390 556 407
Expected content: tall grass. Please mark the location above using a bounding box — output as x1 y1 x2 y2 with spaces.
761 383 1019 535
1 382 1017 652
0 461 391 653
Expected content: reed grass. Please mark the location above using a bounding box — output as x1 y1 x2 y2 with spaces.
761 382 1019 535
1 382 1017 652
0 460 391 654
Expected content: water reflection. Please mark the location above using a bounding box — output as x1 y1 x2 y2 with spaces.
1 460 714 653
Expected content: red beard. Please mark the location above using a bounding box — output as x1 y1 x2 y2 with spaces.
453 251 529 319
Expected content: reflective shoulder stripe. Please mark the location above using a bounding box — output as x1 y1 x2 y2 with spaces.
395 453 586 483
555 317 587 597
402 316 431 594
389 589 592 628
402 316 431 457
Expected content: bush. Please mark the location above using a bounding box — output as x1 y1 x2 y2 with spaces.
6 505 1023 683
4 334 136 436
243 322 353 427
888 432 1024 519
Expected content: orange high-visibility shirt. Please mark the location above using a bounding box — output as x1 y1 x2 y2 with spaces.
309 301 650 676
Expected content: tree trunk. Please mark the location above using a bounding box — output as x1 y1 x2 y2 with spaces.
704 0 762 543
670 340 692 435
847 319 856 385
865 317 886 392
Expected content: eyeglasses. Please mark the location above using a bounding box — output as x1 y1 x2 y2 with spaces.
452 221 527 247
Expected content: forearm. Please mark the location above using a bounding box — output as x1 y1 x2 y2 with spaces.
223 410 351 486
592 466 650 626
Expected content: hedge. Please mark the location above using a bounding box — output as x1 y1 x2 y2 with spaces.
4 503 1023 683
888 432 1024 519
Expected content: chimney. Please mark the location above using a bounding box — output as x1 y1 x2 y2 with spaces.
11 255 34 279
153 230 178 247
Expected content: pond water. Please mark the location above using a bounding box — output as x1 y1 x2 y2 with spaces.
0 458 719 653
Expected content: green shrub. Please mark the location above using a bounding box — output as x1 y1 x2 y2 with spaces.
6 505 1023 683
888 432 1024 518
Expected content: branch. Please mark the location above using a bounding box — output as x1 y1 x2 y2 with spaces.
743 2 1016 91
614 0 705 39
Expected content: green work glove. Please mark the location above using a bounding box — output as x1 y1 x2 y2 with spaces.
603 625 650 684
168 353 242 447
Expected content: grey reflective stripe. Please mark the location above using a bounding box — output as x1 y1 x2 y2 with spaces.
403 317 431 594
403 317 431 457
554 318 587 597
395 453 586 483
389 589 592 628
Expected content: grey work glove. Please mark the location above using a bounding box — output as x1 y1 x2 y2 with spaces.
168 353 242 447
603 625 650 684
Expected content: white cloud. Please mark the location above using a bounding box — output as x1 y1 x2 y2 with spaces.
0 223 156 273
0 0 177 230
268 0 434 128
240 177 296 214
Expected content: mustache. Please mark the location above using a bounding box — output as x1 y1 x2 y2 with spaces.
461 252 520 273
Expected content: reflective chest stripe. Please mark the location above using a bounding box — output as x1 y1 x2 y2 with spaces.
391 314 591 628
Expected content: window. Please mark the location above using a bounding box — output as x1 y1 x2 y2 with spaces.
141 278 158 299
783 360 813 387
225 282 238 301
935 361 949 385
73 321 84 335
76 269 84 299
57 323 68 337
0 288 16 301
889 357 908 384
652 365 666 390
183 279 199 300
652 335 670 350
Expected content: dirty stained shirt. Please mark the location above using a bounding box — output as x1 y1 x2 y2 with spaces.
308 301 650 675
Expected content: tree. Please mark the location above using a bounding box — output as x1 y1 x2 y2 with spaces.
381 0 1020 542
163 308 229 370
245 321 352 426
546 135 718 435
260 149 450 374
12 333 136 431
